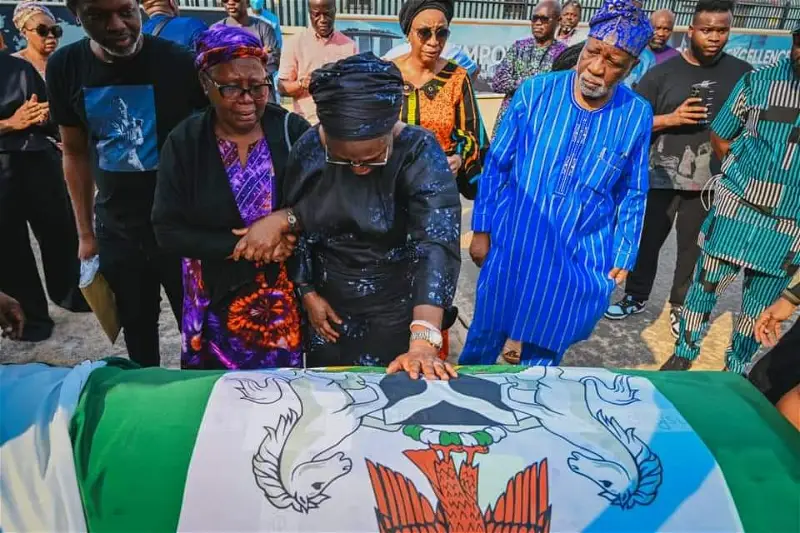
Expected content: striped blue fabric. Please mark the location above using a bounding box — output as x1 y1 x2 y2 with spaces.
464 71 652 359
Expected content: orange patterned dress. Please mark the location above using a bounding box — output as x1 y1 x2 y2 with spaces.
399 60 485 199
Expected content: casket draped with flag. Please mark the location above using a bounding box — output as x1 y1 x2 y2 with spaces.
1 361 798 533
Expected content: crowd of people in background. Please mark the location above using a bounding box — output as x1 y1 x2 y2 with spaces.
0 0 798 423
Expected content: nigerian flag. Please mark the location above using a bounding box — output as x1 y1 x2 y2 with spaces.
1 362 798 533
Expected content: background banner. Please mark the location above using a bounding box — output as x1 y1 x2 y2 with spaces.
0 5 792 94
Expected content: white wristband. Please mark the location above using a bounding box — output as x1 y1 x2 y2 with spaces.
410 320 441 333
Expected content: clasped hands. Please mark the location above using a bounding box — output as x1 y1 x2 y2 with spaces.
230 210 295 263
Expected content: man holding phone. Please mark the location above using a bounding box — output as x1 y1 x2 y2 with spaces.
605 0 750 338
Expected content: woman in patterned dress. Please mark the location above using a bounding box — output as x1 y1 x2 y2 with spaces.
391 0 485 201
153 26 309 369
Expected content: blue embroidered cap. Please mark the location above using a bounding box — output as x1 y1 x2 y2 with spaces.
588 0 653 57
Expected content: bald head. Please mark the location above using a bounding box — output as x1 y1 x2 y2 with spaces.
142 0 177 16
537 0 561 18
309 0 336 38
309 0 335 10
650 9 675 51
531 0 561 43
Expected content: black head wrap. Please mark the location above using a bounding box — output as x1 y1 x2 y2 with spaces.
310 52 403 141
398 0 455 35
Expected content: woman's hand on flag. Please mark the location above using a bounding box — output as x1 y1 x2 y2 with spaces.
388 343 458 381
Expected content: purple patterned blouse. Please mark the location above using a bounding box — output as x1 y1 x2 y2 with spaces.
490 37 567 135
180 137 302 370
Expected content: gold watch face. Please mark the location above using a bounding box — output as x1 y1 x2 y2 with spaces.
414 329 442 349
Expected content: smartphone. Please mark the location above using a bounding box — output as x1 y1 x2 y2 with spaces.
690 83 715 125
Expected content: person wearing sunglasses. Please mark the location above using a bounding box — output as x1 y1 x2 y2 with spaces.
391 0 485 201
153 26 309 370
0 48 90 342
12 1 61 80
242 53 460 379
491 1 566 146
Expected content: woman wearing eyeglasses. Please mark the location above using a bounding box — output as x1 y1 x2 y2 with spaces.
152 26 309 370
12 2 62 80
251 53 460 378
490 1 566 137
390 0 484 201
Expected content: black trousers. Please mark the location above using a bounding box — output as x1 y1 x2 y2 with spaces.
626 189 709 306
97 223 182 367
0 149 87 339
748 319 800 405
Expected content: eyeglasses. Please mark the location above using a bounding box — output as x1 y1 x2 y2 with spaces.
415 27 450 42
204 74 271 100
531 15 553 24
325 145 390 168
26 24 63 38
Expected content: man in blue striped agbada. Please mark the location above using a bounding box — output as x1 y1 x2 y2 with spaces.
461 0 653 366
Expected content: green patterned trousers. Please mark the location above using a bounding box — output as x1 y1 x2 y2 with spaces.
674 252 792 374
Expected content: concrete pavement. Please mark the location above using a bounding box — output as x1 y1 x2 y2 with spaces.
451 198 746 370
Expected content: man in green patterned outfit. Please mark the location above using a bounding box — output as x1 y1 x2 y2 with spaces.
662 27 800 374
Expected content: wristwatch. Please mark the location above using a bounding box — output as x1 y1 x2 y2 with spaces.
286 209 298 232
410 328 443 350
296 284 316 299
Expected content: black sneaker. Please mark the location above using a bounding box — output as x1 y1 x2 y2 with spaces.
604 295 646 320
669 305 683 339
659 355 693 371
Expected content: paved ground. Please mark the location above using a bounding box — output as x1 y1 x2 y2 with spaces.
0 198 767 371
451 199 748 371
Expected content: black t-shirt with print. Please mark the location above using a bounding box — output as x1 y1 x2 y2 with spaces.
46 35 207 235
636 53 752 191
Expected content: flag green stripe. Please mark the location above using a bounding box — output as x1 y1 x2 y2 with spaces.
624 370 800 533
70 365 800 532
70 364 225 532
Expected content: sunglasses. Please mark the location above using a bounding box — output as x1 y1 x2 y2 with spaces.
325 145 390 168
531 15 553 24
794 33 800 46
415 27 450 42
204 74 271 101
26 24 63 38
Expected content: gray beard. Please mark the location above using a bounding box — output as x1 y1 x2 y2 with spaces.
579 76 609 99
100 33 143 58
